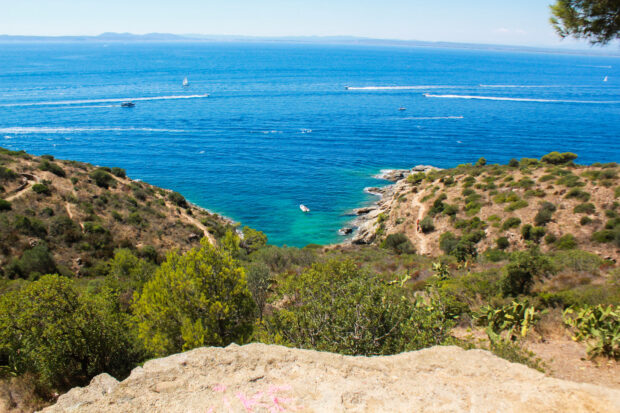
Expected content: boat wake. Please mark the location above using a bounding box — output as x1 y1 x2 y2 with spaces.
403 116 464 120
1 94 209 107
345 86 464 91
0 127 188 134
423 94 619 104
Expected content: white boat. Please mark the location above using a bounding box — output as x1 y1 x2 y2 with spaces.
183 77 189 87
299 204 310 213
604 76 608 82
399 107 406 111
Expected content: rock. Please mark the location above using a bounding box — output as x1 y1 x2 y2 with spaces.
411 165 440 173
364 187 385 196
353 207 376 215
338 227 354 236
41 344 620 413
374 169 410 182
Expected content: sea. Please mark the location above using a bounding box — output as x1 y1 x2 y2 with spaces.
1 42 619 246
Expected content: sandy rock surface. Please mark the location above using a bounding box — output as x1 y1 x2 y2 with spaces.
41 343 620 413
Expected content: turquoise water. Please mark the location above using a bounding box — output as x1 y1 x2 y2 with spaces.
1 42 619 246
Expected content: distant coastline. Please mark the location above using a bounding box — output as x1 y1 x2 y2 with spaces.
1 32 619 57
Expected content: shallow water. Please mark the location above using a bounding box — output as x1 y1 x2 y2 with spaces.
1 42 618 246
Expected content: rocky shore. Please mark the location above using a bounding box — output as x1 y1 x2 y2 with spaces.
342 165 440 244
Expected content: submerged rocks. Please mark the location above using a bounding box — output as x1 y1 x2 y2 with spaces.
338 227 354 236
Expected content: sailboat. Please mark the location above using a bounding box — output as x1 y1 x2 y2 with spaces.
604 76 608 82
183 77 189 87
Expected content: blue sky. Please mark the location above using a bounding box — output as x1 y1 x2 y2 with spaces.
0 0 609 48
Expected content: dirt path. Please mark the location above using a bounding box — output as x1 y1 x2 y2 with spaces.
65 202 85 231
411 191 429 255
5 174 39 201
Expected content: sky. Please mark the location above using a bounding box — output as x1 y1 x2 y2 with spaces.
0 0 614 49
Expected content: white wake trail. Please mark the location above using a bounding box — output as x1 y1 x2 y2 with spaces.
1 94 209 107
424 94 619 104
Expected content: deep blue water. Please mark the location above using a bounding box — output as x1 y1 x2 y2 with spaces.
1 42 619 246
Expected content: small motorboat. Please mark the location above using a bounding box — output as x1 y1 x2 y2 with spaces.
183 77 189 87
398 107 407 111
121 101 135 108
300 204 310 213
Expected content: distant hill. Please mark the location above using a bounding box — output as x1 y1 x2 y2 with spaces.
0 147 234 279
0 32 617 56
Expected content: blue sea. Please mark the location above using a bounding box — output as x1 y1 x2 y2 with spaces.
1 42 619 246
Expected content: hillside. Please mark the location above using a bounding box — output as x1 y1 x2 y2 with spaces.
351 154 620 261
0 147 233 280
41 343 620 413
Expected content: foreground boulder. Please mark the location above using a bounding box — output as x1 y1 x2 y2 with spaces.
42 343 619 413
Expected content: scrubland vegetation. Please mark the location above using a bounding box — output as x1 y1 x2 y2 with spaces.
0 149 618 410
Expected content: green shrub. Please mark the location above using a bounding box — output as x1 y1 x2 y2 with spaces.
500 250 552 296
49 216 82 244
592 229 619 244
132 239 255 357
541 151 578 165
241 226 268 253
420 216 435 233
89 169 115 188
505 199 528 212
38 160 65 177
429 193 447 215
13 215 47 237
508 158 519 167
442 204 458 216
407 172 425 185
580 216 593 226
0 167 18 181
475 157 487 167
496 236 510 250
574 203 595 214
556 234 578 250
168 191 188 208
5 243 56 279
563 305 619 359
556 174 585 188
565 188 590 202
381 233 415 255
439 232 459 254
265 259 455 356
502 217 521 230
40 154 54 161
545 233 557 244
521 225 545 243
32 183 51 195
111 167 126 178
0 275 136 388
0 199 11 211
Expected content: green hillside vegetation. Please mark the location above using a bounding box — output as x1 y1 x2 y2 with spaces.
0 149 618 410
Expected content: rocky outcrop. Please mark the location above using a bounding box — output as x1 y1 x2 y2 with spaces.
349 165 440 244
42 343 620 413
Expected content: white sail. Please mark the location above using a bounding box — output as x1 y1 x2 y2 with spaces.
604 76 608 82
183 77 189 87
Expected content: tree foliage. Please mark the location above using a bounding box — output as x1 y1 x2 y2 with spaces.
132 239 255 357
550 0 620 44
264 259 454 356
0 275 135 389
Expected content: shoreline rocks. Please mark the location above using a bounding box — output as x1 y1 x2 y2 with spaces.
345 165 441 245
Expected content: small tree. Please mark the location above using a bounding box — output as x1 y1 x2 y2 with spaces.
501 250 553 296
550 0 620 44
132 239 255 357
420 216 435 233
381 233 415 255
241 226 268 253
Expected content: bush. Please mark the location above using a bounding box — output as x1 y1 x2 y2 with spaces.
505 199 528 212
580 216 593 226
563 305 619 359
496 236 510 250
265 259 454 355
241 226 268 254
31 183 51 196
500 250 552 296
442 204 458 216
168 191 188 208
502 217 521 230
132 239 255 357
38 160 66 177
574 203 596 214
0 275 136 389
0 199 11 211
565 188 590 202
475 157 487 167
556 234 578 250
13 215 47 237
439 232 459 254
521 224 545 243
0 167 18 181
5 243 56 279
89 169 115 188
381 233 415 255
508 158 519 167
111 167 126 178
541 151 578 165
474 300 543 340
49 216 82 244
420 216 435 233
